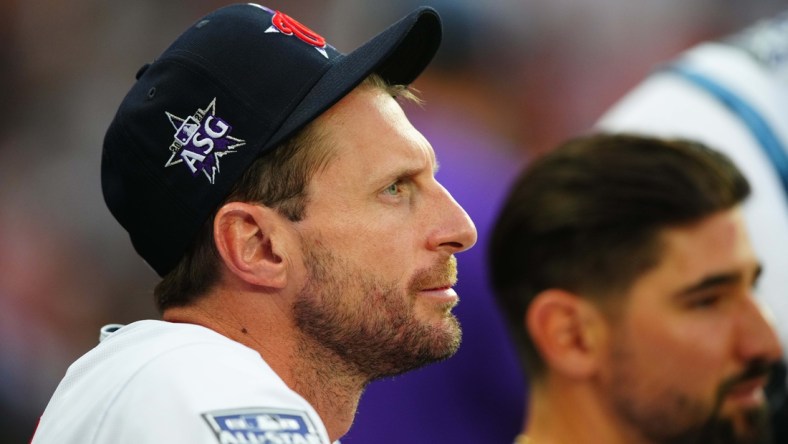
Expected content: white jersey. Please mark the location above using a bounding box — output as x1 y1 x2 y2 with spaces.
597 12 788 355
32 320 335 444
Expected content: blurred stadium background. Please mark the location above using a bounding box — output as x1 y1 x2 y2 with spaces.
1 0 785 442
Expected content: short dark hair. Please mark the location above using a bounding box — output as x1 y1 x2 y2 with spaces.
488 133 751 379
154 74 418 312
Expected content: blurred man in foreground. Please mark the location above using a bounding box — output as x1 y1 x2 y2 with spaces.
597 11 788 439
490 134 781 444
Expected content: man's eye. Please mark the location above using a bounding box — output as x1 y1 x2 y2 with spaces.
384 182 401 196
688 294 722 309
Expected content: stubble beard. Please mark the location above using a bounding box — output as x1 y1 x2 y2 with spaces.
292 244 462 382
608 339 773 444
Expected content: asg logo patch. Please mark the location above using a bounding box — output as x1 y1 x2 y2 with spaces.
265 10 329 59
202 408 323 444
165 98 245 184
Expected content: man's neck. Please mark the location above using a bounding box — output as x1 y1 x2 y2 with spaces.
524 380 648 444
164 296 367 442
287 331 369 440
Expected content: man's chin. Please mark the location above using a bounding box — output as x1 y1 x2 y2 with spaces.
698 405 772 444
434 318 462 359
415 314 462 360
732 405 772 444
379 317 462 379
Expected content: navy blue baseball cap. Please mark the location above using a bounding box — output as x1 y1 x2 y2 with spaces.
102 3 442 277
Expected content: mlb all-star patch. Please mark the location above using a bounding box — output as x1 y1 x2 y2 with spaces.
165 98 245 184
265 10 328 59
203 408 323 444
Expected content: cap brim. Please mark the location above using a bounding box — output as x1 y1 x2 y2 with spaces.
264 6 441 152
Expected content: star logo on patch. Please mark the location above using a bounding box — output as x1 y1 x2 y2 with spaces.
164 98 245 184
265 10 329 59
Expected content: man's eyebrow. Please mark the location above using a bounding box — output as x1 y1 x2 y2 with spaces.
393 166 424 179
381 158 440 183
675 264 762 296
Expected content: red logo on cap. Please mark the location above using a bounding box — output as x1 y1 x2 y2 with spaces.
271 11 326 48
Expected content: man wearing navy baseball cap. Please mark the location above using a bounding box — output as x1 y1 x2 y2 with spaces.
32 4 476 443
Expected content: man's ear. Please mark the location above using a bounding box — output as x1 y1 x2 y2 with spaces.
213 202 289 288
526 289 609 380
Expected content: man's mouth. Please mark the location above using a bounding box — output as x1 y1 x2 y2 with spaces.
422 282 455 292
412 257 459 303
723 376 769 408
418 282 458 304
